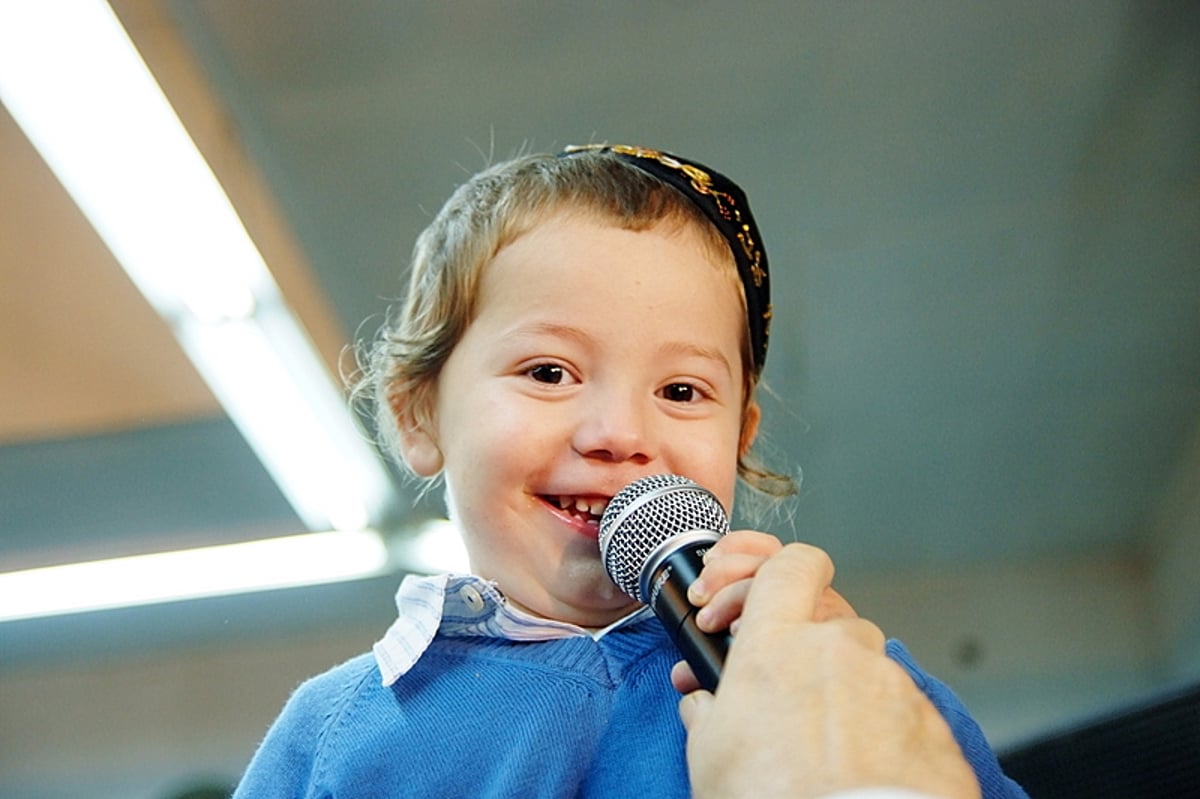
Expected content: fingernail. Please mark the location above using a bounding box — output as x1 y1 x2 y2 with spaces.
696 606 713 628
688 580 708 605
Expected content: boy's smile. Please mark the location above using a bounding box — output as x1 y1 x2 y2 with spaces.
398 210 758 627
543 494 610 532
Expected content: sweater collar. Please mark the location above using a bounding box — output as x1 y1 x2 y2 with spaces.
372 572 651 686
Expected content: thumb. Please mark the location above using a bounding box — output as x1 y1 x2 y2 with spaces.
677 689 715 733
736 543 836 634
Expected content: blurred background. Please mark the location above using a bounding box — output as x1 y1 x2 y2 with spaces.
1 2 1197 797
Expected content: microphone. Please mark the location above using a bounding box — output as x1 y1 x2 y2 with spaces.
599 474 732 692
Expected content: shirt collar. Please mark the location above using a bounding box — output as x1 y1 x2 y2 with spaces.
372 572 652 686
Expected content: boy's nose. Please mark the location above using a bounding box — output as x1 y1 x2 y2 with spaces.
572 391 653 465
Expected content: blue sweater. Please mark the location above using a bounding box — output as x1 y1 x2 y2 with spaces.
234 618 1026 798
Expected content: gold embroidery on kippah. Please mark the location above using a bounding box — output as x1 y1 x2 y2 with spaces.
579 145 766 286
563 143 770 369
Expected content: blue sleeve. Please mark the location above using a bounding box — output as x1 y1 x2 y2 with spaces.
232 656 375 799
885 639 1029 799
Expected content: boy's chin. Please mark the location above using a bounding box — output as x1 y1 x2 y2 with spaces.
511 587 640 628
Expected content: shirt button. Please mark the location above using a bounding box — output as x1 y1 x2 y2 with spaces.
459 585 486 613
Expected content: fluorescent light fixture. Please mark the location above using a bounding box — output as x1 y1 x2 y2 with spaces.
0 1 394 531
0 530 390 623
0 522 471 622
175 309 381 532
0 1 265 323
396 518 472 575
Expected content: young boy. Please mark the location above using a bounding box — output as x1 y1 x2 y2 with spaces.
232 144 1027 797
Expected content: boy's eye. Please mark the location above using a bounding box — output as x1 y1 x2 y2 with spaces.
662 383 699 403
528 364 566 384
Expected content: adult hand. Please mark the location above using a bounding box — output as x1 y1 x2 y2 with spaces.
670 531 857 694
677 543 981 799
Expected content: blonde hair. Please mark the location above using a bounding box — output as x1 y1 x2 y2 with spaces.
357 150 796 499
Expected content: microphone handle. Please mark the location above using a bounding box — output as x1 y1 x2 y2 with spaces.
646 543 732 693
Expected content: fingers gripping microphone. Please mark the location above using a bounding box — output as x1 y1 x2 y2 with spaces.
599 474 731 692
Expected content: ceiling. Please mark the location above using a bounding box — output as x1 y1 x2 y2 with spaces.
1 1 1197 678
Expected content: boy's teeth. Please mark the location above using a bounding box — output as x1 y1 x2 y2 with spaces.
555 496 609 516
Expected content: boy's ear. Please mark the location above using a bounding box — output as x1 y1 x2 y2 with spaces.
391 390 444 477
739 401 762 457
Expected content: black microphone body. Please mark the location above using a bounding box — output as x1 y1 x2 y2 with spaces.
641 532 732 692
599 475 732 692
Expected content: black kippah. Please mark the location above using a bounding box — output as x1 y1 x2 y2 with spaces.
560 144 772 376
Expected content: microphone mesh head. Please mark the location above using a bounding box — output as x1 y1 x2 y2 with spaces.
599 474 729 602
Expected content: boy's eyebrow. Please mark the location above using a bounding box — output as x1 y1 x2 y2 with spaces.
508 321 594 346
658 341 734 378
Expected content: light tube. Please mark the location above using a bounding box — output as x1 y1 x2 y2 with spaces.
0 531 391 623
397 518 472 576
0 1 394 531
0 522 472 622
174 313 377 533
0 1 269 322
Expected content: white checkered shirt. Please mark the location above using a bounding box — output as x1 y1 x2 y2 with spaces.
372 572 651 686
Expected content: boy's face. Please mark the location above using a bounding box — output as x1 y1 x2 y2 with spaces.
400 211 757 626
